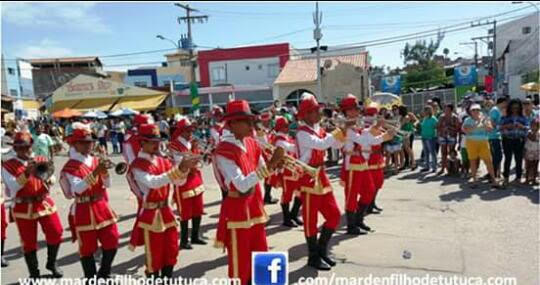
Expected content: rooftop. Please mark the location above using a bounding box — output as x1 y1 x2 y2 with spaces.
28 56 102 66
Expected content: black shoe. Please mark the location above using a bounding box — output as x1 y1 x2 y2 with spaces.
346 211 365 235
161 265 174 282
180 221 193 250
190 217 207 245
318 227 336 267
24 250 40 279
367 202 381 215
1 240 8 267
46 244 63 278
356 204 372 232
280 203 297 227
372 203 383 212
290 197 304 226
306 236 331 271
81 255 97 279
420 168 430 172
97 249 117 279
264 184 278 204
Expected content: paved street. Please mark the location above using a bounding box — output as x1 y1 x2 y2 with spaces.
1 145 538 284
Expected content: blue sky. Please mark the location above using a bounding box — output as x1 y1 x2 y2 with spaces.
1 2 536 74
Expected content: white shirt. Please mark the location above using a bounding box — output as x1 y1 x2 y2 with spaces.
274 132 297 155
296 123 343 164
210 127 221 144
171 136 191 165
123 142 136 164
215 135 265 194
131 151 186 200
59 149 111 198
344 129 383 170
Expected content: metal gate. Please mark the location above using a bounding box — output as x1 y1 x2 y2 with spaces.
400 88 457 114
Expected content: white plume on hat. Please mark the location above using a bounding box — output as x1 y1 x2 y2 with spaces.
72 122 92 132
301 92 316 101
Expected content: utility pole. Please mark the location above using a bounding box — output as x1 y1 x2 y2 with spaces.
460 41 478 67
175 3 208 116
471 20 497 95
313 2 323 102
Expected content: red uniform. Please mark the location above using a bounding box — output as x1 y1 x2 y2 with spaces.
273 133 300 204
369 143 385 191
61 156 119 257
214 137 268 285
128 153 182 275
296 126 341 237
2 156 63 253
170 138 205 221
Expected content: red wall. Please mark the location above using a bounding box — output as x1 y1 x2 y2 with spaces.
197 43 290 87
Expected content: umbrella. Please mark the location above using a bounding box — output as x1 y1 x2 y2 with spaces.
520 82 540 92
365 92 402 109
110 108 139 117
82 110 108 119
52 108 82 119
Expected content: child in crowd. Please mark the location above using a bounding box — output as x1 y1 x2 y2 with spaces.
524 118 539 185
447 149 462 177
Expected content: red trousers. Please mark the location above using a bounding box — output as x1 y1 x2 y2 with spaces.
344 170 376 212
77 224 119 257
1 204 7 241
226 223 268 285
280 179 299 204
301 192 341 237
371 169 384 191
143 227 179 274
175 194 204 221
15 213 63 253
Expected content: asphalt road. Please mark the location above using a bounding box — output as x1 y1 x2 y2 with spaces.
1 145 538 284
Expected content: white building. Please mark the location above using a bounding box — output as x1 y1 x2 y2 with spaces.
496 11 540 98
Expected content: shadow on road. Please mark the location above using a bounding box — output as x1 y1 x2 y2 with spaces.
440 183 538 204
175 256 228 279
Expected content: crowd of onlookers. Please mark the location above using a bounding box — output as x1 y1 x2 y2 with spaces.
2 95 539 189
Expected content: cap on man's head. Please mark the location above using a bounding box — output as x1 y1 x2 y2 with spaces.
470 104 482 110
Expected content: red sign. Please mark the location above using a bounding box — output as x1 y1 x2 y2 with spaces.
485 75 493 93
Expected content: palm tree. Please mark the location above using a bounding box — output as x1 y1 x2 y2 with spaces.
443 48 450 65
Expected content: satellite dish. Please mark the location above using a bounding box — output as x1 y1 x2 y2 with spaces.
324 59 332 69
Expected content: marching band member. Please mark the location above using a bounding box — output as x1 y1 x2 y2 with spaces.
209 106 229 199
257 112 279 205
214 100 284 285
272 116 303 227
2 131 63 278
169 117 207 250
365 106 387 216
127 124 199 279
295 93 346 271
59 124 119 280
340 96 394 235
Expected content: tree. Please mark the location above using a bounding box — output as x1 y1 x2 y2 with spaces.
402 38 442 68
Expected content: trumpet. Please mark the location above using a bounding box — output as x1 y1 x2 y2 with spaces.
93 150 128 175
258 141 318 178
34 160 55 182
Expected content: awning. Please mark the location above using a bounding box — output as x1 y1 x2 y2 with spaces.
22 100 41 109
111 95 167 111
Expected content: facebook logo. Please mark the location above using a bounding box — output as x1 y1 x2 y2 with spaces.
252 252 288 285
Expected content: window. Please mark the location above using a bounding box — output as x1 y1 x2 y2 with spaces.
522 26 532 34
212 66 226 81
134 81 148 87
267 63 280 77
245 65 250 71
162 80 171 87
9 89 18 97
258 64 263 70
7 68 15 75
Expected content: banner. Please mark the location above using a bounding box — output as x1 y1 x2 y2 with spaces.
381 75 401 94
454 65 477 86
190 82 200 115
484 75 493 93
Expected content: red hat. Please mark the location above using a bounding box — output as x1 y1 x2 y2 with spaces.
138 124 162 141
273 116 289 132
340 94 359 112
297 92 320 120
222 100 255 122
259 112 272 122
175 117 195 133
364 107 378 116
12 131 33 147
67 123 95 144
134 114 150 126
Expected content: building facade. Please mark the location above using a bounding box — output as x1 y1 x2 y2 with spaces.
496 12 540 98
1 54 34 98
29 56 105 99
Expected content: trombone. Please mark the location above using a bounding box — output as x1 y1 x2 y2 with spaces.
258 141 318 178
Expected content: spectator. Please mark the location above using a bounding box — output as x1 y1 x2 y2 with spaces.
399 106 417 170
523 98 539 124
96 119 109 154
524 118 539 185
32 125 55 160
114 118 126 153
158 115 170 140
420 105 438 173
499 99 529 186
462 104 500 187
487 97 508 179
436 104 461 175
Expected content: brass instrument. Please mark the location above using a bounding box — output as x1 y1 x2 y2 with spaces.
34 160 55 182
93 148 128 175
258 141 318 178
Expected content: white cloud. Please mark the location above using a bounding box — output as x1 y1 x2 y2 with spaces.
2 3 111 34
17 38 73 59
